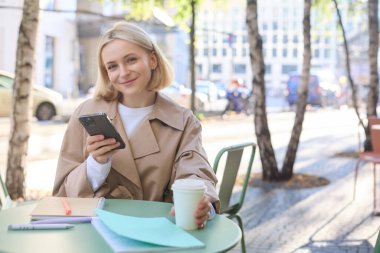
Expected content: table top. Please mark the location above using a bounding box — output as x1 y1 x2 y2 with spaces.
0 199 241 253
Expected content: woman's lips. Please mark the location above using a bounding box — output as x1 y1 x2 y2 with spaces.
120 77 137 86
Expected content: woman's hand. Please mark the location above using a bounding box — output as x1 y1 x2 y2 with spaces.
170 196 210 229
86 135 120 163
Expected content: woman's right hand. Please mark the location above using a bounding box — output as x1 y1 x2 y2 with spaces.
86 135 120 164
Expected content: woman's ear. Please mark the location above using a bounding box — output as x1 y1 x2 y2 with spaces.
150 52 158 70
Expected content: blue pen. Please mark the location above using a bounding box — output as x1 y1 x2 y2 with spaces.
31 217 93 224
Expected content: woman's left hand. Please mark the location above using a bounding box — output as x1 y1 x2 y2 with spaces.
170 196 210 229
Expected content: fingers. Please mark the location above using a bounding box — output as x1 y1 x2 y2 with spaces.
86 135 120 163
194 197 210 229
170 207 175 217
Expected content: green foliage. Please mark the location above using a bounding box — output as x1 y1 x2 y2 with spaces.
126 0 163 21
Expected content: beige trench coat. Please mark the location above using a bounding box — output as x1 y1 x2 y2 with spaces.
53 93 220 210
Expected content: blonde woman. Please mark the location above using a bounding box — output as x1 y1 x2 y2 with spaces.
53 22 219 229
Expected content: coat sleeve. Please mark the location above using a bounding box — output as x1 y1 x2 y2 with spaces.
52 104 95 197
173 112 221 212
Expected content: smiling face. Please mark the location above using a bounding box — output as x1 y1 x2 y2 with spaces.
101 39 157 107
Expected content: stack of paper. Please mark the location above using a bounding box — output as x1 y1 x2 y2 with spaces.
31 197 104 220
92 209 205 252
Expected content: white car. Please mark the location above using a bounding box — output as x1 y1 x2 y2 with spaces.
0 70 63 121
161 82 208 111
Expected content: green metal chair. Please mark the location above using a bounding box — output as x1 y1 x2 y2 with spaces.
213 142 256 253
0 173 14 210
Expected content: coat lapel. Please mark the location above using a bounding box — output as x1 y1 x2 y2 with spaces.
107 103 143 197
129 119 160 159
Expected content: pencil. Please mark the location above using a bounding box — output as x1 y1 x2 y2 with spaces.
61 197 72 215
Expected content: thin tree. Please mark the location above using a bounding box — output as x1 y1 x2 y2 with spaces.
6 0 40 199
366 0 379 150
246 0 312 180
282 0 312 178
332 0 365 131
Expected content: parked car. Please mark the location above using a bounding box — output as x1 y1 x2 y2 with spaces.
161 82 208 111
214 81 227 99
0 70 63 121
285 74 322 106
196 80 219 102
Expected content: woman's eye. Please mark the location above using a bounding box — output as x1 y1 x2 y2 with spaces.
107 65 117 71
126 57 137 64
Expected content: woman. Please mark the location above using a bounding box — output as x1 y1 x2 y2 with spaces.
52 21 219 229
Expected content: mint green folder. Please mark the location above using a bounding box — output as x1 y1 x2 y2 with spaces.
93 209 204 252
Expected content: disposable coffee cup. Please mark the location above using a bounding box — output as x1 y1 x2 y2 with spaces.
172 179 206 230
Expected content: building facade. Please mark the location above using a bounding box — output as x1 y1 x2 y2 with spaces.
195 0 340 95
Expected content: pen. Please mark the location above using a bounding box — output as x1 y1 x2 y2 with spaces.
97 197 106 209
8 224 74 230
61 197 72 215
31 217 93 224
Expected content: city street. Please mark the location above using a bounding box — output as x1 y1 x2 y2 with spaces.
0 105 359 198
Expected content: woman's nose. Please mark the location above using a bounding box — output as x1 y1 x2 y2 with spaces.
119 65 130 76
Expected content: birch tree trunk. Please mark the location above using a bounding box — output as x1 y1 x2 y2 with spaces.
246 0 279 180
365 0 379 150
6 0 39 200
332 0 365 132
281 0 312 179
367 0 379 117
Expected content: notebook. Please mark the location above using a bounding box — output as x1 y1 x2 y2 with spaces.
30 197 104 220
92 209 205 253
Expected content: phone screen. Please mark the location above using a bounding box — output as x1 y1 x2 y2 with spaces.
79 113 126 149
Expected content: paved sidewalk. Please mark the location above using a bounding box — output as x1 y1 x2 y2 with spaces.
229 152 380 252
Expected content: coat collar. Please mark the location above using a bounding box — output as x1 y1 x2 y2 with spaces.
105 92 186 132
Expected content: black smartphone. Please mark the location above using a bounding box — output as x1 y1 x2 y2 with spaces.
78 112 126 149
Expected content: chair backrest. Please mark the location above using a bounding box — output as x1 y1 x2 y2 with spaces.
368 117 380 130
371 125 380 154
0 173 10 209
213 142 256 214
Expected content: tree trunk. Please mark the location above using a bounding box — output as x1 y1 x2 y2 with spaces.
6 0 39 200
365 0 379 150
367 0 379 117
189 0 196 113
333 0 365 132
282 0 312 179
246 0 279 180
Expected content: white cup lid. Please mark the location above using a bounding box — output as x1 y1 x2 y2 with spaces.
172 179 206 191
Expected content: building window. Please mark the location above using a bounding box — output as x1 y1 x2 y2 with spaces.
203 48 209 56
242 48 247 57
44 36 54 88
293 48 298 57
293 35 298 43
272 35 277 43
273 21 278 30
314 49 319 58
281 64 297 74
272 48 277 57
265 65 272 74
197 64 203 75
324 49 330 58
212 64 222 73
212 48 217 56
222 48 227 56
43 0 55 10
283 35 288 43
282 48 288 57
234 64 246 74
232 48 237 57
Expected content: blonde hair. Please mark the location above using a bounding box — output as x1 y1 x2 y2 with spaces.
94 21 173 101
